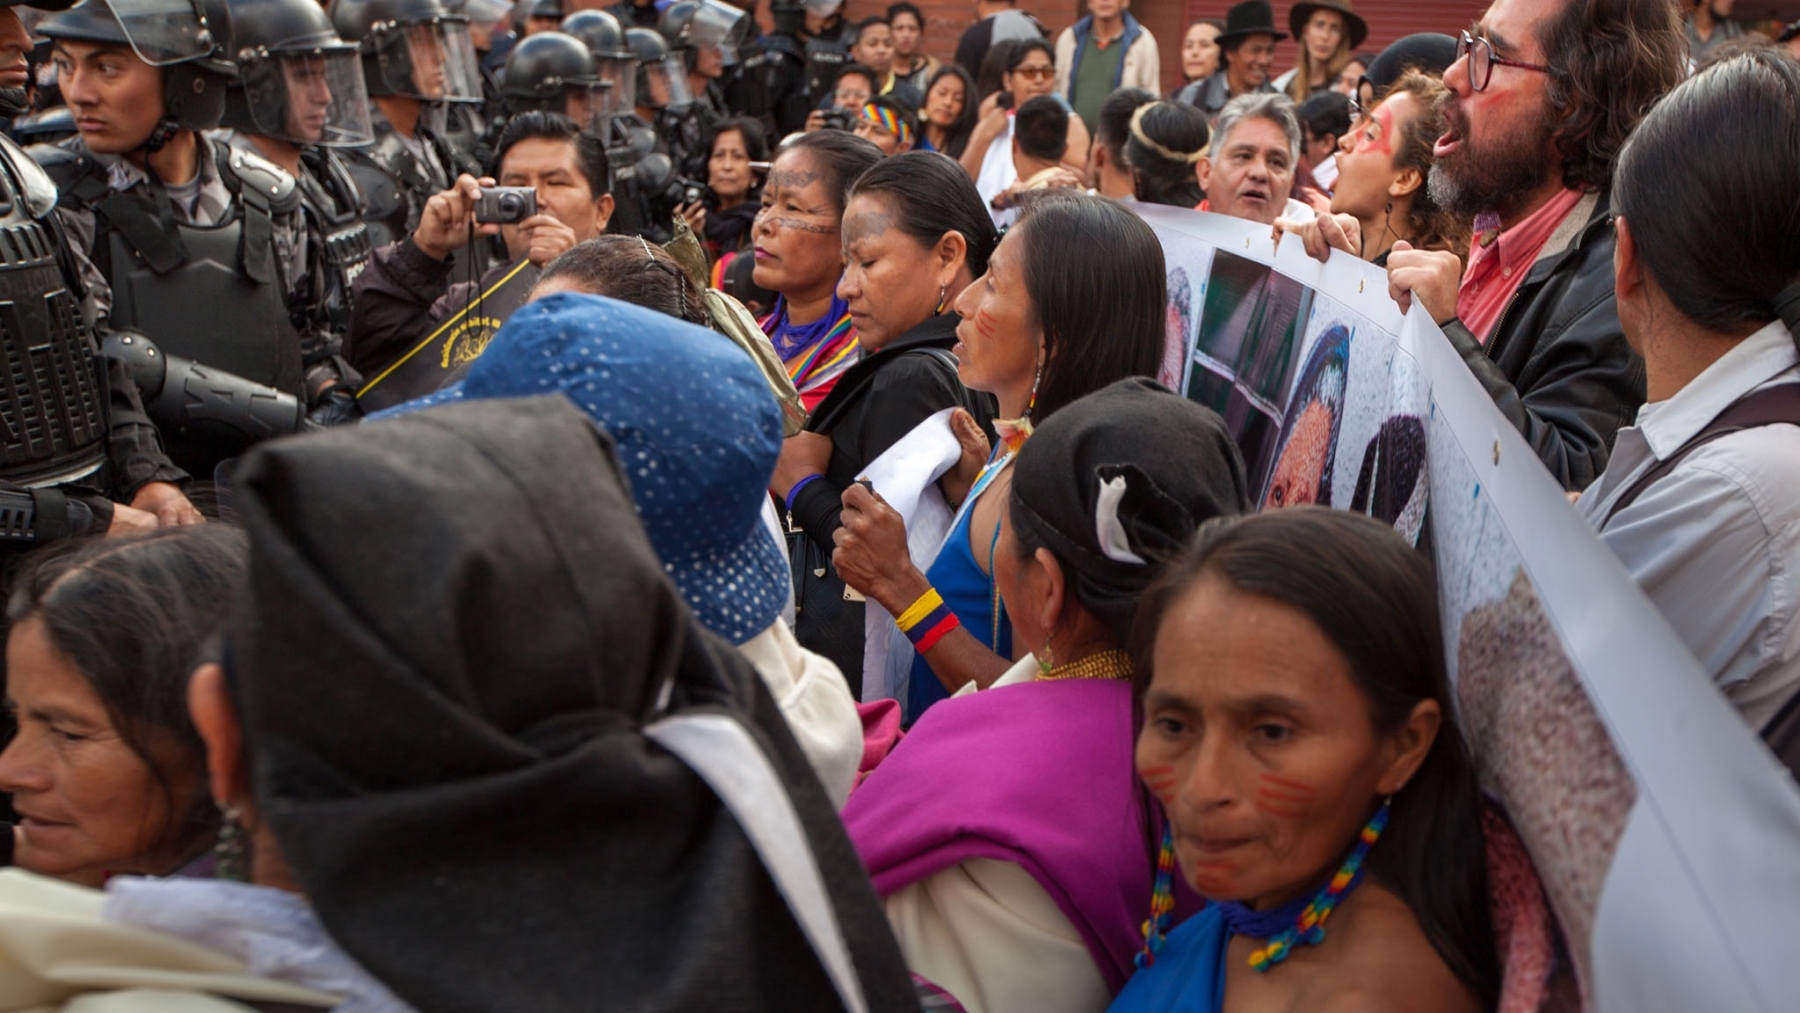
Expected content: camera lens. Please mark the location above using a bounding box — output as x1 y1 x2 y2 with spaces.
498 193 525 216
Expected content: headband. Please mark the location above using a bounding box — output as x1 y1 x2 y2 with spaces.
860 103 913 147
1128 104 1206 166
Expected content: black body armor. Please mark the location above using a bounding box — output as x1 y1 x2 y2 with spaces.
342 119 453 250
297 146 374 333
0 134 107 489
802 26 852 110
34 137 309 476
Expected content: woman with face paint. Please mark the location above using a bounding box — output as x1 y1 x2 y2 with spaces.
843 379 1250 1013
1275 71 1470 269
770 150 999 693
832 192 1165 722
1117 508 1497 1013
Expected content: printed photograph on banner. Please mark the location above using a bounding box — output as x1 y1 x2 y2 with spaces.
1426 406 1636 1002
1186 250 1312 487
1156 227 1216 392
1262 292 1430 545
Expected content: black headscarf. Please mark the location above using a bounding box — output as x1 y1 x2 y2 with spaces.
1009 378 1251 642
224 396 915 1013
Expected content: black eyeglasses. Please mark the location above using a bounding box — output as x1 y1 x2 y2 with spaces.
1459 29 1552 92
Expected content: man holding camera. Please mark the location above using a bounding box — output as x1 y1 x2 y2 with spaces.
346 111 616 381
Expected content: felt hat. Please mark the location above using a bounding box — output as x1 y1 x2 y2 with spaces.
1217 0 1287 47
1289 0 1368 51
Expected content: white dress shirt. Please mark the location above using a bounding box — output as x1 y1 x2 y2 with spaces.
1578 321 1800 730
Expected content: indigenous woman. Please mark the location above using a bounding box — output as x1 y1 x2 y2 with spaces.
1275 71 1471 268
1274 1 1366 104
19 398 919 1012
0 527 245 885
770 152 999 693
833 192 1164 722
843 378 1251 1013
1179 20 1223 89
1116 508 1498 1012
921 64 978 158
753 131 883 412
701 117 769 261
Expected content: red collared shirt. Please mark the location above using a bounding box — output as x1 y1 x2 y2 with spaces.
1457 187 1587 345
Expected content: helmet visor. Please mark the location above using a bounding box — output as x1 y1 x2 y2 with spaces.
243 47 374 147
593 54 634 113
639 55 691 109
687 0 751 66
103 0 227 66
382 18 483 101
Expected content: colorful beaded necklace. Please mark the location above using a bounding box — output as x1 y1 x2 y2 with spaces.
1136 798 1392 972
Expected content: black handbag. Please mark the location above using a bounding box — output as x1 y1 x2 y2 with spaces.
784 346 962 700
786 516 866 699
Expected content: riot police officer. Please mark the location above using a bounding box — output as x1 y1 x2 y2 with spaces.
216 0 373 426
730 0 847 137
605 0 661 30
659 0 750 122
501 30 606 126
563 8 661 239
0 0 199 540
34 0 316 479
332 0 484 250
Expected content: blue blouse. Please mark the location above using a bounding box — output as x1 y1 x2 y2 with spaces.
1106 906 1227 1013
905 475 1012 723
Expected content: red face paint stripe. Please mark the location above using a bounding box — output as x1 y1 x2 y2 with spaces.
974 310 997 339
1256 788 1312 802
1259 773 1318 795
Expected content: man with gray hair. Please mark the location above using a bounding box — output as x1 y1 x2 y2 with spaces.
1199 92 1314 225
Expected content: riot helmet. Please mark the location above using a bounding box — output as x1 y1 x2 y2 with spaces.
221 0 373 146
562 8 632 111
624 25 687 111
501 30 607 125
659 0 749 69
37 0 238 147
521 0 558 33
332 0 481 103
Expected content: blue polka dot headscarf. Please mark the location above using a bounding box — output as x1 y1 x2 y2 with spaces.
376 292 788 645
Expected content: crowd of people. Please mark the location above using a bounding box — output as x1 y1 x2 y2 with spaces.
0 0 1793 1009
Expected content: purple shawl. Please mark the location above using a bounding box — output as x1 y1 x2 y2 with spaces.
842 679 1203 993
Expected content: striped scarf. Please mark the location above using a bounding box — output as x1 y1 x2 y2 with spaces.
762 295 859 401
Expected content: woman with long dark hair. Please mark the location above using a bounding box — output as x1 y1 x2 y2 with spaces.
844 379 1251 1013
833 192 1164 722
0 527 247 885
770 151 1000 692
921 64 978 158
701 116 769 261
960 38 1090 188
1116 508 1498 1012
752 130 883 412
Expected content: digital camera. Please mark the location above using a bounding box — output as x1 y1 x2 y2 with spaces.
474 186 538 225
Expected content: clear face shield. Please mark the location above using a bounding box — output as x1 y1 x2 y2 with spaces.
102 0 228 65
240 46 374 146
380 17 482 101
592 54 634 114
638 55 691 110
687 0 752 67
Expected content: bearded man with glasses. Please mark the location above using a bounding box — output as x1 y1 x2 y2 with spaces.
1382 0 1685 491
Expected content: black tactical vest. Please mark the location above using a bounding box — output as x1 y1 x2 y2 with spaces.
298 147 373 333
34 138 307 402
0 136 106 488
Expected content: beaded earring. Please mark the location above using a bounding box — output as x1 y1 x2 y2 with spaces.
215 803 249 882
1135 823 1178 970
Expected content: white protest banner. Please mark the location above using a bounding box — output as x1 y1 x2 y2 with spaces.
1136 204 1800 1012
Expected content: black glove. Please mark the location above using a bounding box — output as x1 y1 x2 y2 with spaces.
305 385 363 429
